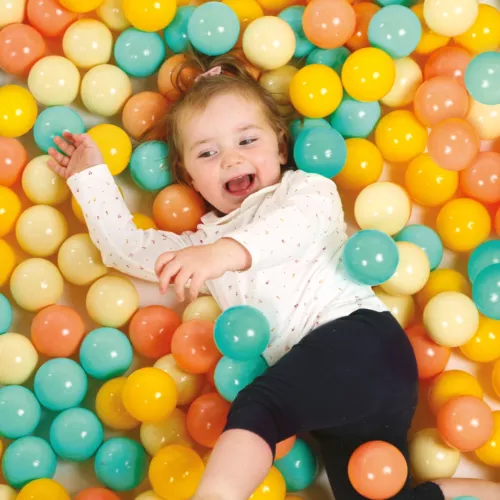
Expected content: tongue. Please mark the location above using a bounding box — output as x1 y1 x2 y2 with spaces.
227 175 251 193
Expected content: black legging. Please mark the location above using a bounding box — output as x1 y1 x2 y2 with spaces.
224 309 444 500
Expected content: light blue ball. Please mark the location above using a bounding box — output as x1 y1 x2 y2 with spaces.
79 327 133 380
214 356 268 402
187 2 240 56
130 140 171 192
394 224 443 270
473 264 500 320
94 437 148 491
114 28 166 78
465 52 500 106
275 439 318 492
2 436 56 489
374 0 418 8
0 386 41 439
278 6 314 59
329 94 381 139
468 240 500 283
306 47 351 74
50 408 104 461
33 106 85 154
214 306 270 361
34 358 88 412
294 127 347 178
0 293 12 334
452 497 480 500
164 6 196 53
290 118 330 142
342 229 400 286
368 5 422 58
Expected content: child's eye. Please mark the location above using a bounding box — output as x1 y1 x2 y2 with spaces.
240 138 257 146
199 150 216 158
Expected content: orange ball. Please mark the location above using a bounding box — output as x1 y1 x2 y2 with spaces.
275 435 296 460
348 441 408 500
436 396 494 452
74 488 120 500
460 152 500 205
129 305 181 359
153 184 206 234
0 137 28 187
158 54 201 102
423 46 471 86
27 0 77 38
187 392 231 448
31 305 85 358
345 3 380 52
171 320 221 374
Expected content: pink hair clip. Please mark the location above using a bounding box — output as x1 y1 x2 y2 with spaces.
195 66 223 83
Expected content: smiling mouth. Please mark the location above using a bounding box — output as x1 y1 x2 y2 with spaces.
224 174 256 196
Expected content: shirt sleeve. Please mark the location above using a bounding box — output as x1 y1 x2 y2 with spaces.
225 172 344 271
67 164 192 282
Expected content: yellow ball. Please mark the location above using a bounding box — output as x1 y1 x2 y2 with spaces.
223 0 263 46
466 98 500 141
289 64 342 119
256 0 296 11
424 292 479 348
460 316 500 364
182 296 222 323
60 0 104 13
476 411 500 467
243 16 296 71
86 275 138 328
416 268 471 310
436 198 491 253
423 0 478 37
133 213 157 230
16 205 68 257
135 491 162 500
63 19 113 69
354 182 411 236
375 110 428 163
259 65 297 106
0 239 16 288
97 0 131 31
250 466 286 500
10 258 64 312
0 333 38 385
87 124 132 176
149 445 204 500
22 155 71 206
0 0 25 28
96 377 140 431
0 484 16 500
154 354 204 406
0 186 21 237
81 64 132 117
58 233 108 286
373 287 416 329
341 47 396 102
454 4 500 54
0 85 37 138
404 154 458 207
71 196 86 224
381 57 423 108
141 408 194 456
28 56 80 106
17 479 70 500
411 4 449 55
409 428 460 482
123 0 177 32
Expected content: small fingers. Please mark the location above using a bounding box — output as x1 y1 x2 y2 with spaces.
155 252 176 277
48 147 70 167
53 135 76 156
174 268 192 302
188 274 205 302
47 158 69 179
158 260 181 294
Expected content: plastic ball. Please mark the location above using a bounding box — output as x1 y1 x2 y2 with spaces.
135 491 162 500
496 207 500 236
149 445 204 500
0 24 46 78
460 151 500 205
86 276 139 328
153 184 206 234
346 2 380 52
466 52 500 107
342 229 399 286
460 316 500 364
0 186 21 237
130 141 171 191
94 438 148 491
278 6 313 58
374 287 416 329
10 258 64 312
466 98 500 141
436 198 491 253
28 56 80 106
95 377 140 431
394 225 442 271
122 0 176 32
26 0 77 37
275 436 296 461
97 0 130 31
31 305 85 358
132 213 156 230
157 54 201 102
381 57 422 108
75 488 120 500
259 65 297 106
79 327 133 380
424 45 471 85
0 333 38 385
411 3 449 55
423 0 478 37
354 182 411 236
2 437 56 489
164 5 195 53
330 95 381 139
0 293 13 333
290 118 330 143
0 485 16 500
22 155 70 205
59 0 104 13
0 386 41 439
0 85 37 138
476 411 500 467
492 359 500 399
0 0 26 27
17 479 70 500
409 428 460 481
0 137 28 187
250 467 286 500
468 240 500 283
34 358 88 411
405 324 450 380
57 233 108 286
243 16 295 70
306 47 351 74
375 110 427 163
182 296 222 323
0 241 15 290
473 264 500 321
341 47 395 102
275 439 317 492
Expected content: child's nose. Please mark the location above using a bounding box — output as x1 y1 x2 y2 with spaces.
221 150 244 169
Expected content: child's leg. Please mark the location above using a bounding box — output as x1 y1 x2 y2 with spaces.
434 479 500 500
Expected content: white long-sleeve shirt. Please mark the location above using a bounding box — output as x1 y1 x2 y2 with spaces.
68 165 387 365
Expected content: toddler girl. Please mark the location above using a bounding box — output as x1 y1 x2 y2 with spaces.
48 57 498 500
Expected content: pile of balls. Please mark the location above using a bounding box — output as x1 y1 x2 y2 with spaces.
0 0 499 499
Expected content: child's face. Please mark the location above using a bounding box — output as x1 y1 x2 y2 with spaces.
180 93 287 214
